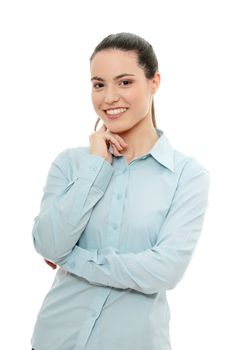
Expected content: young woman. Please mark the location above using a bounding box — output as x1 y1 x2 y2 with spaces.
31 32 210 350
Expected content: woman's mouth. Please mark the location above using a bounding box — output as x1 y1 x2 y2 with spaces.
104 107 128 120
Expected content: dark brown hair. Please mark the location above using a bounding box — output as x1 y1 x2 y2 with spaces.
90 32 159 131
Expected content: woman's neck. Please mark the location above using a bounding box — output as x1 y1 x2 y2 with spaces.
118 118 159 159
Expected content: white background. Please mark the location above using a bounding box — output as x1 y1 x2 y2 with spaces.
0 0 232 349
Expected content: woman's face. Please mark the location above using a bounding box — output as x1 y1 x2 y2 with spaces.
90 49 160 133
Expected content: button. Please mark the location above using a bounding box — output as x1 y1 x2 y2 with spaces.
112 223 118 230
118 168 127 175
89 165 97 171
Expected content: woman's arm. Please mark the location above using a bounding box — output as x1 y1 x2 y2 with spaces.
32 148 114 262
57 160 210 294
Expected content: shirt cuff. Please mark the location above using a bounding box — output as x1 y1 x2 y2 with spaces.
60 246 117 275
78 152 114 192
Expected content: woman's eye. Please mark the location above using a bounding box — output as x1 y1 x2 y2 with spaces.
93 80 132 89
120 80 132 86
93 83 104 89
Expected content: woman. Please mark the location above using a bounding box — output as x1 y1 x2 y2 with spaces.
31 32 210 350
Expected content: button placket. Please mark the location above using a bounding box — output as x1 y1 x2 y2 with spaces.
106 168 128 248
75 288 111 349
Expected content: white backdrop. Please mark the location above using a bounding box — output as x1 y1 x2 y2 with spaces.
0 0 232 349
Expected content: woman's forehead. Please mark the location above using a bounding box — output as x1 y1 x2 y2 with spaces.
90 50 141 76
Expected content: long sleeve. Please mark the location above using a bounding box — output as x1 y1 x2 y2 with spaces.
59 159 210 295
32 147 114 262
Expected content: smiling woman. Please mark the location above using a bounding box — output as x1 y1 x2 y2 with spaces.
31 32 210 350
89 46 160 162
91 40 159 135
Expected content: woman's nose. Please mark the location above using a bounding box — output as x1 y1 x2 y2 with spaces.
104 87 120 104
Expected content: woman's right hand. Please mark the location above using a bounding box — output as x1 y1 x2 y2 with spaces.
89 123 128 164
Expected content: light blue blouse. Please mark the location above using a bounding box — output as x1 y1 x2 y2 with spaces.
31 127 210 350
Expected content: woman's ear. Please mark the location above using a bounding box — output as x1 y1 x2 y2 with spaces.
151 72 161 94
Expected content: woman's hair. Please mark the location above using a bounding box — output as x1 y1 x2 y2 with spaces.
89 32 159 132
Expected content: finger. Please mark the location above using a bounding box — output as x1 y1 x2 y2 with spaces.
107 134 123 150
109 131 127 146
105 132 123 150
112 143 122 156
114 134 128 147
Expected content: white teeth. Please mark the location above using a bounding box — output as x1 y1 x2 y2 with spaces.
106 108 127 115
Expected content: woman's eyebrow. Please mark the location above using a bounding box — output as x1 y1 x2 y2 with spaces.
91 73 135 82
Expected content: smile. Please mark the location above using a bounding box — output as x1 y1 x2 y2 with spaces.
105 108 127 115
104 108 128 120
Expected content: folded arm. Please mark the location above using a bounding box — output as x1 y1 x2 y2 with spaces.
32 148 114 262
58 160 210 294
